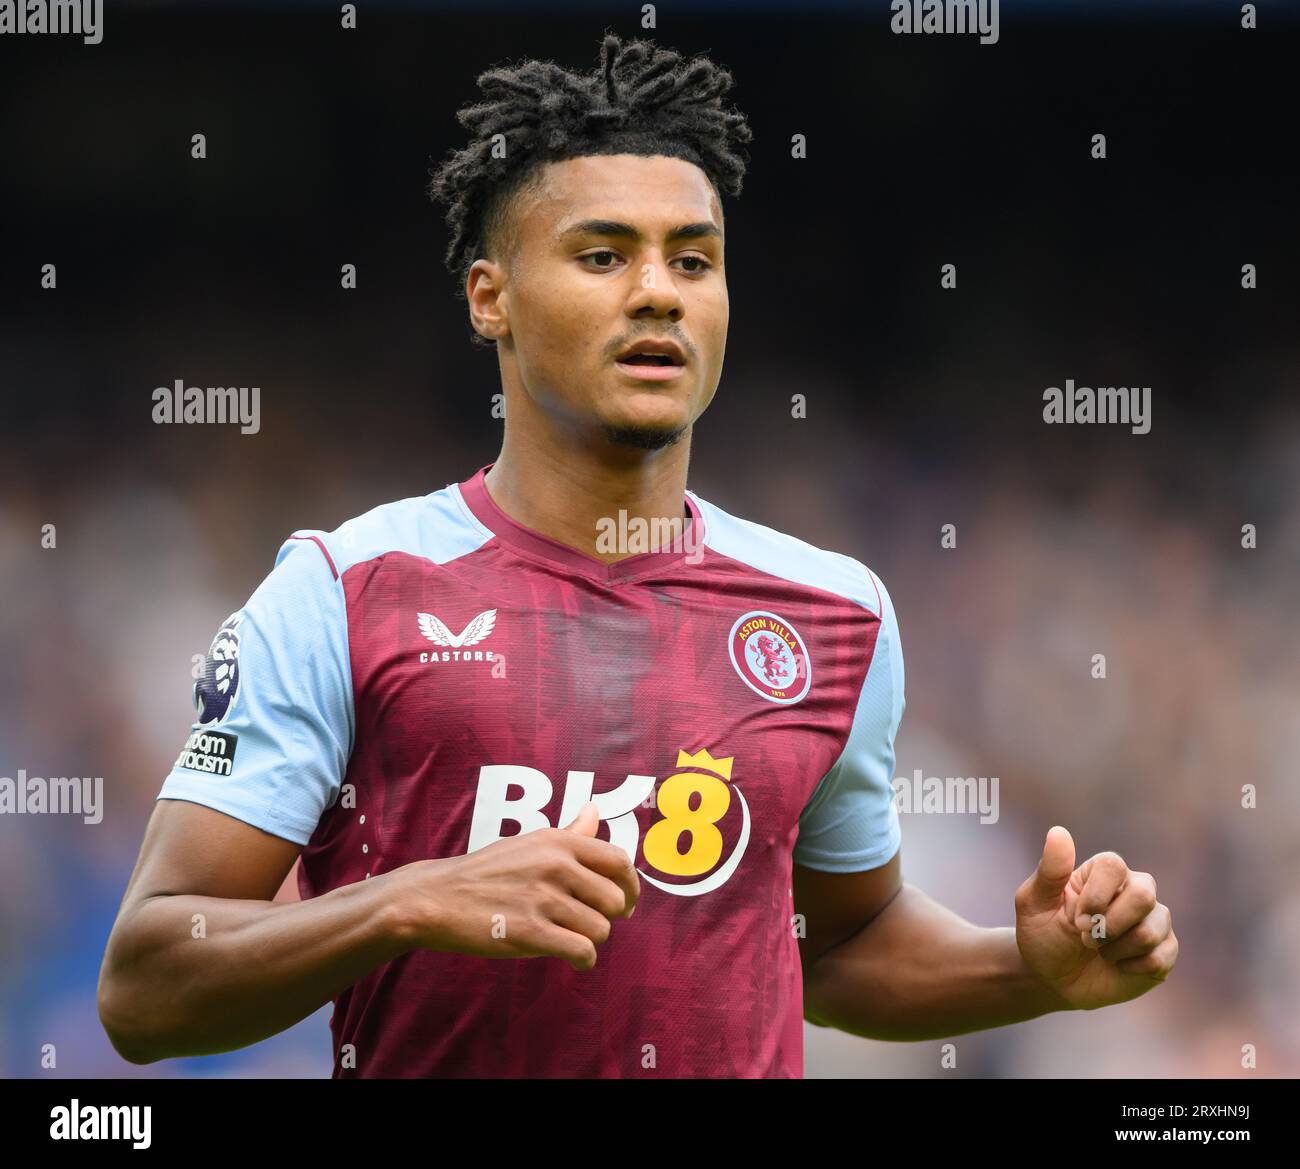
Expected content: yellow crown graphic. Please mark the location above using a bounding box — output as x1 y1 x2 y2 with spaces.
675 747 734 781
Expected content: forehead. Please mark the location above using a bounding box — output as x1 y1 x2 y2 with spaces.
517 153 723 240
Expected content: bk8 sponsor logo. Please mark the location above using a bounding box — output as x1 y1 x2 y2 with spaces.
467 748 750 897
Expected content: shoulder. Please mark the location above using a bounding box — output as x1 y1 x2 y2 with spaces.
273 482 493 581
688 488 893 621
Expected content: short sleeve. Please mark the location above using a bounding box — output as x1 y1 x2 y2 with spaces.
792 569 904 873
156 533 354 845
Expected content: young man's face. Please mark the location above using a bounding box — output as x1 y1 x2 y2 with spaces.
474 153 728 451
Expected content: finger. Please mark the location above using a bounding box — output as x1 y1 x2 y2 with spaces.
561 857 638 920
1114 931 1178 980
1062 883 1079 926
561 801 599 835
1089 871 1158 945
546 891 615 949
524 921 600 971
1100 903 1171 962
1017 826 1075 914
1073 852 1129 933
566 835 641 916
503 904 602 968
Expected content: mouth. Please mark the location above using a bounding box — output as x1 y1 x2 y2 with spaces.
614 340 687 382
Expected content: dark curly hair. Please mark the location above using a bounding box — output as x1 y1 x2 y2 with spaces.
427 32 752 345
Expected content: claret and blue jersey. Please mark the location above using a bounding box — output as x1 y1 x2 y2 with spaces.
159 463 905 1077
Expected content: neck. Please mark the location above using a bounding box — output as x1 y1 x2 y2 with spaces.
484 425 693 566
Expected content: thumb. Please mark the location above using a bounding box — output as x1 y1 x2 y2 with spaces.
1020 825 1075 914
562 800 600 836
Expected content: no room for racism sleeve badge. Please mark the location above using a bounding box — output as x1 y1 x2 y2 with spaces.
174 612 243 776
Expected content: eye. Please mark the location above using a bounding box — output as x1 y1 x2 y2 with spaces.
674 255 713 275
580 250 621 270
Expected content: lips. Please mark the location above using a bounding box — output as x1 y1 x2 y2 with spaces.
619 354 677 366
615 338 686 366
615 357 686 381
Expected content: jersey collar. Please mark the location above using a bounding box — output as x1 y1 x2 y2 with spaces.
456 463 703 584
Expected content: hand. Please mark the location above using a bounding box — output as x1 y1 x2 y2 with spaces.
1014 826 1177 1010
395 801 640 972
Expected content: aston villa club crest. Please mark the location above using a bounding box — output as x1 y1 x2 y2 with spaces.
728 610 811 704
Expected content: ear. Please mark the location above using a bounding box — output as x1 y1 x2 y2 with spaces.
467 258 509 341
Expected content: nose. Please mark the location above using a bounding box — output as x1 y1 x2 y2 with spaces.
624 255 685 322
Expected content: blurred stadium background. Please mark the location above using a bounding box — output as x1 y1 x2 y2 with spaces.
1 0 1297 1077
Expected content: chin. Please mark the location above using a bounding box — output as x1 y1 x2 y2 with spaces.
601 420 689 451
594 384 695 450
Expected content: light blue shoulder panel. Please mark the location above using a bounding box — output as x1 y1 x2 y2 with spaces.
155 484 494 845
688 490 905 873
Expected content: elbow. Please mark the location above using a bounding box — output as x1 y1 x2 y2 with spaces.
98 997 146 1065
97 977 160 1065
97 946 169 1065
802 965 836 1030
803 963 896 1041
803 1004 832 1029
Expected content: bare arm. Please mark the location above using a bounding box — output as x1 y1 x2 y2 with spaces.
97 799 411 1063
98 798 637 1064
795 855 1070 1042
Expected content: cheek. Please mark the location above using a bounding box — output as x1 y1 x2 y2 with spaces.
699 289 729 361
699 277 728 323
511 271 605 388
538 265 607 328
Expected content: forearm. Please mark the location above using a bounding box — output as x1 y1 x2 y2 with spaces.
98 866 417 1063
804 883 1072 1041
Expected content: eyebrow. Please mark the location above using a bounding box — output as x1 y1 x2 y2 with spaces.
559 219 722 244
